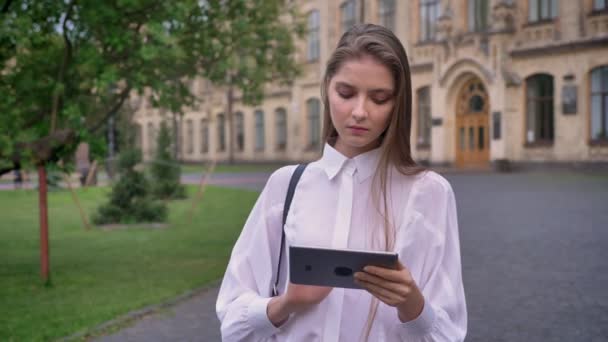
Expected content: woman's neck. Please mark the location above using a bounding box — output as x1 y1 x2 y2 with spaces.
333 138 381 159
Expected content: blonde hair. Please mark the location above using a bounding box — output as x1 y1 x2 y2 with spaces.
320 23 425 340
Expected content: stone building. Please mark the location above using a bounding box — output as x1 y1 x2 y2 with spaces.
133 0 608 168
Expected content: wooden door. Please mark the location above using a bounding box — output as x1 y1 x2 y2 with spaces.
455 78 490 168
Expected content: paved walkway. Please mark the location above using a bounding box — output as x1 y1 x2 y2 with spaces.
94 287 221 342
78 171 608 341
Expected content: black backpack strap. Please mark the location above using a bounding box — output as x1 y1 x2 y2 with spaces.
272 163 308 297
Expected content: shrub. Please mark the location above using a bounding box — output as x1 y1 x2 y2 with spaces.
92 149 167 225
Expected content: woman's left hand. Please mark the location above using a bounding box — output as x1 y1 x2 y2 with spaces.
354 260 425 323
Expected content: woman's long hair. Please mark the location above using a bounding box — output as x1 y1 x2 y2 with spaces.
320 23 425 341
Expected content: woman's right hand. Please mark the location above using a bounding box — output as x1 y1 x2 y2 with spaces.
267 283 332 326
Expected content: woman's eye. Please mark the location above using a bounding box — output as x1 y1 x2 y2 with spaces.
372 97 390 104
338 92 354 99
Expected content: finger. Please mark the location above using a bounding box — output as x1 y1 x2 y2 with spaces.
363 266 411 284
354 272 409 296
366 288 395 307
357 277 404 301
356 279 402 306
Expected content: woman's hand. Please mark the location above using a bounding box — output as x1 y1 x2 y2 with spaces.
267 283 332 327
354 260 425 323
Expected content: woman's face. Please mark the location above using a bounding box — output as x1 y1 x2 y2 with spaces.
328 55 395 158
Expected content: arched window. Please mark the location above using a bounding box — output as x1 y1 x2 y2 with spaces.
147 122 156 155
468 0 489 32
217 113 226 152
134 124 143 150
378 0 395 32
420 0 440 41
525 74 554 144
591 65 608 142
235 112 244 152
275 108 287 151
416 87 432 148
255 110 265 151
307 10 320 62
307 98 321 149
594 0 608 11
186 119 194 154
340 0 356 34
200 119 209 154
528 0 559 22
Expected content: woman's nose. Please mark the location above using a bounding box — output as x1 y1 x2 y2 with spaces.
351 97 369 121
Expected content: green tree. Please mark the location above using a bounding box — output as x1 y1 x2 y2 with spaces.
150 121 186 200
92 149 167 225
0 0 304 172
0 0 303 282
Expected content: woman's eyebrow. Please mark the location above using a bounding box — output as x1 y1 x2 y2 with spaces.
368 88 393 94
335 81 393 93
335 81 354 89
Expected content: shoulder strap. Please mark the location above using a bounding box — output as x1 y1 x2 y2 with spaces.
272 163 308 296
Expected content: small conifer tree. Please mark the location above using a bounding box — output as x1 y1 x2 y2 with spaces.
93 149 167 225
150 121 186 199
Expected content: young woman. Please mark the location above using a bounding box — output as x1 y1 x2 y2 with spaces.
216 24 467 341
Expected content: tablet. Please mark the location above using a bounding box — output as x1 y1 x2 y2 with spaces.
289 245 398 290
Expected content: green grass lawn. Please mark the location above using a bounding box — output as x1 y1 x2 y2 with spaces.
179 162 286 174
0 185 260 341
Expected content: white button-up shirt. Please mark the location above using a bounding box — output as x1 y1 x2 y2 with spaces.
216 144 467 341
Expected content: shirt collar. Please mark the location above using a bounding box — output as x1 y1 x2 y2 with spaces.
318 143 382 183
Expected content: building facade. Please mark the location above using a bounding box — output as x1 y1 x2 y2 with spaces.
133 0 608 168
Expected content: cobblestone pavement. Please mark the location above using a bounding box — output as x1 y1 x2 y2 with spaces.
91 171 608 342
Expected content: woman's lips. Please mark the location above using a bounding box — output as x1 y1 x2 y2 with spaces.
348 126 369 135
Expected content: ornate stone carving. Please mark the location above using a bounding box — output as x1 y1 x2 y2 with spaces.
492 0 516 33
435 6 454 41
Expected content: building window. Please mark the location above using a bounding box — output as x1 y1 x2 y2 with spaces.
468 0 489 32
307 10 320 62
255 110 265 151
217 113 226 152
135 124 143 150
186 119 194 154
275 108 287 151
594 0 608 11
528 0 559 22
420 0 440 41
147 122 156 155
200 119 209 154
341 0 357 34
591 65 608 142
235 111 244 152
525 74 554 144
378 0 395 32
416 87 432 148
307 98 321 149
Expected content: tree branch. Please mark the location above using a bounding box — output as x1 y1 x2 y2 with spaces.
50 0 76 133
1 0 13 13
0 129 76 175
88 85 132 133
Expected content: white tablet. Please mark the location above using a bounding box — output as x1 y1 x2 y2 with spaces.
289 245 398 290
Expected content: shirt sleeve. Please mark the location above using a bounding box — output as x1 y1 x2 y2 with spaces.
215 166 295 341
395 172 468 341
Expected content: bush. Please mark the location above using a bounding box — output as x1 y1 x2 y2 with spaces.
92 149 167 225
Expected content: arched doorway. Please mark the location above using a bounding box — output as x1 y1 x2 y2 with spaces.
455 77 490 167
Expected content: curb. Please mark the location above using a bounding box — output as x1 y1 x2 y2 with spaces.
57 280 221 342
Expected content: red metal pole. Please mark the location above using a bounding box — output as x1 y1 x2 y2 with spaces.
38 164 50 284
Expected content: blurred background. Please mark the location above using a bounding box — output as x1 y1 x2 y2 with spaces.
1 0 607 341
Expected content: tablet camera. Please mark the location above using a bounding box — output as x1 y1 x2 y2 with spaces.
334 266 353 277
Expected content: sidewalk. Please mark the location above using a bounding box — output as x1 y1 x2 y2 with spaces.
92 286 221 342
